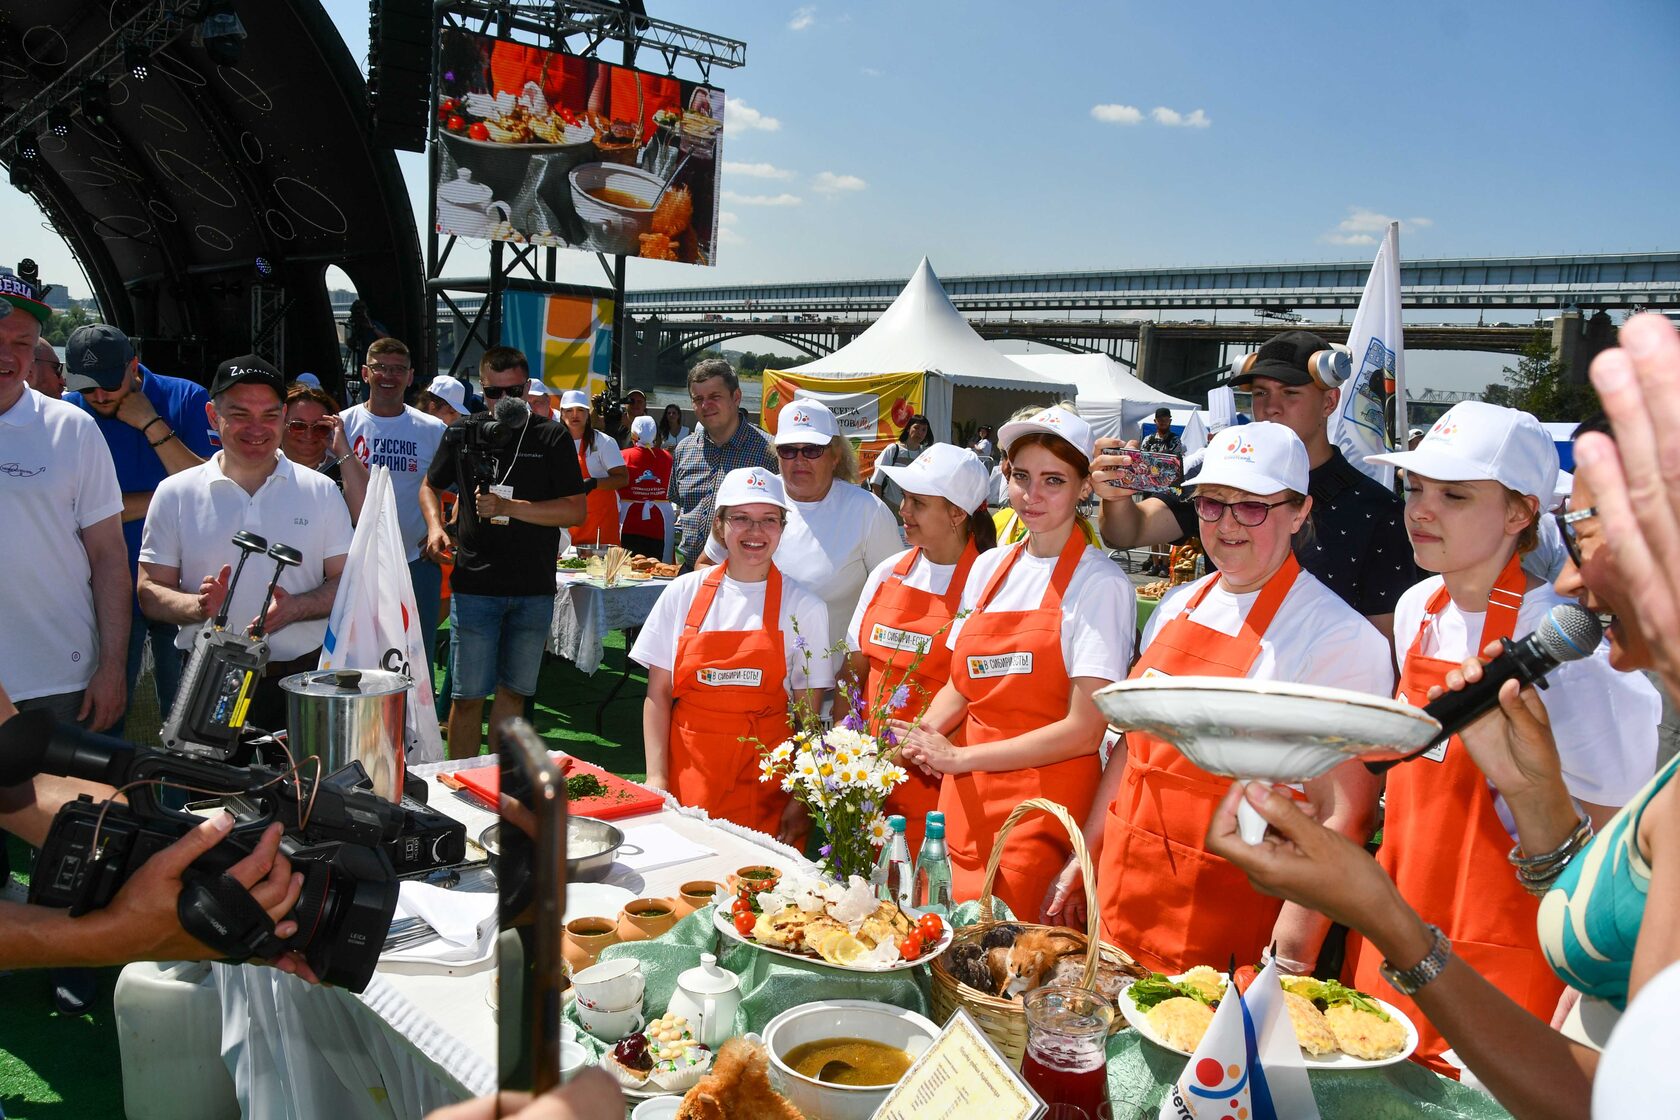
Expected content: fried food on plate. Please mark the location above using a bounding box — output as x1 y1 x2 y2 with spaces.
1282 991 1338 1056
1325 1004 1407 1061
1177 965 1226 1002
1146 996 1214 1052
675 1038 802 1120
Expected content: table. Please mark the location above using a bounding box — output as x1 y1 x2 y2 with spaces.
549 572 672 731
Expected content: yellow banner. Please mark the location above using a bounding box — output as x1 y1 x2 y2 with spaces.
761 369 925 442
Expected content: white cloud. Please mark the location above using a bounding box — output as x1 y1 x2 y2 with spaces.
729 98 781 132
811 171 867 193
1320 207 1434 245
1151 106 1211 128
1090 103 1143 125
788 5 816 30
861 66 884 78
722 190 802 207
725 161 795 180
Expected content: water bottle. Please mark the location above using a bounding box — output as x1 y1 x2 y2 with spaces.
871 815 914 907
913 812 953 916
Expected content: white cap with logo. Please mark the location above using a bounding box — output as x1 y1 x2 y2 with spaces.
630 415 657 444
559 388 590 410
998 406 1095 464
1193 422 1310 495
1368 401 1558 503
775 397 840 446
877 442 989 512
425 375 467 414
715 466 792 511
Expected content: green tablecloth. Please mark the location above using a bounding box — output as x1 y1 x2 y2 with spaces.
570 902 1513 1119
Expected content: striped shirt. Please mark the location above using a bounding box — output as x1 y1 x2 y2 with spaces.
666 419 778 557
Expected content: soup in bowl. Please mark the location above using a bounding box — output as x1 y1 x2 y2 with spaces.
757 999 937 1120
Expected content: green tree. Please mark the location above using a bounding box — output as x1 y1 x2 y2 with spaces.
42 304 95 347
1480 331 1598 421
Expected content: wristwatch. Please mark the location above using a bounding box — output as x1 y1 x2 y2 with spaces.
1379 923 1452 996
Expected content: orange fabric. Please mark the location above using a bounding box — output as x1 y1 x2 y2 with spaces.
942 534 1101 919
1098 556 1302 974
439 491 457 609
858 543 978 852
1347 554 1561 1076
574 434 621 547
487 43 586 109
668 564 792 836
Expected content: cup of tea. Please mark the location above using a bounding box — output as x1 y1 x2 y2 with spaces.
572 957 646 1012
577 1000 645 1043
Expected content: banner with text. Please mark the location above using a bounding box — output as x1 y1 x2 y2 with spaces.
762 369 925 440
503 289 615 398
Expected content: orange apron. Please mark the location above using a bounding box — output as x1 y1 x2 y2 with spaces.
668 564 792 836
1348 555 1562 1075
943 534 1102 919
574 433 621 548
857 543 979 852
1098 556 1302 974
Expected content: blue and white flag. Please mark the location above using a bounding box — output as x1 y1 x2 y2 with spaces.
1330 222 1408 487
1159 960 1319 1120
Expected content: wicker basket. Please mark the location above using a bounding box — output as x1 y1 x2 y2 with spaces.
929 797 1139 1068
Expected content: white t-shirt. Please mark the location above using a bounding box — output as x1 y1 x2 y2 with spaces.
141 454 355 661
846 547 967 653
1394 575 1660 815
340 404 446 563
704 481 902 654
0 389 123 701
1143 569 1395 697
578 428 626 478
946 542 1137 682
630 570 835 691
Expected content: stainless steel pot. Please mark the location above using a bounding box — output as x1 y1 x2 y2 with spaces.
280 668 408 803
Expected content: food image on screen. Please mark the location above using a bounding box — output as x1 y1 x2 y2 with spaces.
434 29 724 265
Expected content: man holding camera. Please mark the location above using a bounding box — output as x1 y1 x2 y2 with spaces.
420 346 585 759
137 355 353 731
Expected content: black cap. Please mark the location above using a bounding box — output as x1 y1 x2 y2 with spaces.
64 323 136 392
210 353 285 399
1231 329 1333 388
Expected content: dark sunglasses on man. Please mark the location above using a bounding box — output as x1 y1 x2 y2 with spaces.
482 383 524 400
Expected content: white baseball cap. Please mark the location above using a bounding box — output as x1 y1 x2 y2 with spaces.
877 443 989 513
775 397 839 446
715 466 792 511
630 415 657 444
1368 401 1558 503
1193 421 1310 495
559 388 590 410
424 375 467 414
998 406 1095 464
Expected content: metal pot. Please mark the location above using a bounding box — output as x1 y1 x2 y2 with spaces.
280 668 408 803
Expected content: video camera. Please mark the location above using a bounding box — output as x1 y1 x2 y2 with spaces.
450 396 532 569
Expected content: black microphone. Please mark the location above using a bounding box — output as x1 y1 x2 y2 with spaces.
493 396 530 427
1369 603 1603 772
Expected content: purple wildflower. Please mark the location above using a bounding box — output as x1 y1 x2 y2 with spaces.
819 843 833 857
883 726 898 747
823 776 841 793
794 634 809 652
861 799 875 816
889 684 911 711
842 710 865 732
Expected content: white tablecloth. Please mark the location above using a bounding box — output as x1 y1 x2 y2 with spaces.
548 573 670 675
215 755 811 1118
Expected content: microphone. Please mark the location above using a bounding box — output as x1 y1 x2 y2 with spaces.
1369 603 1603 772
493 396 530 427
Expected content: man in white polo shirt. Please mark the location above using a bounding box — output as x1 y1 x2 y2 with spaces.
138 354 353 731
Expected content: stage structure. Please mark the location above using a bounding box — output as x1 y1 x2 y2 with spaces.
0 1 424 393
425 0 744 403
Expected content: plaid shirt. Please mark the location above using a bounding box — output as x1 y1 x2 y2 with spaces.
667 419 778 556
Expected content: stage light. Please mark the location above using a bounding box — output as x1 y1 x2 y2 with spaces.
255 256 273 277
16 133 39 161
80 78 112 129
47 107 71 138
124 40 151 81
9 161 33 192
197 2 246 66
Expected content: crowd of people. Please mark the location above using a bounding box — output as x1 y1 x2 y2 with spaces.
9 270 1680 1116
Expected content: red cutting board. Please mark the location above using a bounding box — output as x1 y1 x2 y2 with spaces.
448 757 667 822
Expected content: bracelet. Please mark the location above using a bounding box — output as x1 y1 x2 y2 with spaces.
142 416 167 434
1509 813 1594 896
148 429 175 448
1378 922 1452 997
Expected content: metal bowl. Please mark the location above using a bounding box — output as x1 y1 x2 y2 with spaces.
479 816 625 883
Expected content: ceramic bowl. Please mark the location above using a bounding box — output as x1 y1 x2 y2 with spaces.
617 898 680 943
758 999 938 1120
561 916 620 973
569 163 663 254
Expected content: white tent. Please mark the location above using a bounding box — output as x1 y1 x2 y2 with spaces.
1011 352 1197 443
780 259 1077 443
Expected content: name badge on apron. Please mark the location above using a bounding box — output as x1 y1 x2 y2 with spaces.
697 668 764 687
1399 691 1449 763
965 652 1033 679
869 623 934 654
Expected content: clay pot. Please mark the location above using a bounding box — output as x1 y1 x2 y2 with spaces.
673 880 728 919
728 865 782 894
562 917 620 972
615 898 679 943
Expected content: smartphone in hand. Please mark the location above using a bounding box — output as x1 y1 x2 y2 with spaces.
1106 449 1183 493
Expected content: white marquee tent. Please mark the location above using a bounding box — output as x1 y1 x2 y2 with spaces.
1011 352 1198 444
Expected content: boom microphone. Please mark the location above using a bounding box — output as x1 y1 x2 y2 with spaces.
1369 603 1603 772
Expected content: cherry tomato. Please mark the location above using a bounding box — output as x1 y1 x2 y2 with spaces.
897 933 924 961
916 914 944 943
732 910 757 937
467 121 489 141
445 114 465 133
731 896 753 918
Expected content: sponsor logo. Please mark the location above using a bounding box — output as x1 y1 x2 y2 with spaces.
1431 417 1459 440
1036 410 1061 425
1139 666 1173 679
868 623 933 654
697 667 763 687
744 471 767 489
965 652 1033 678
1224 433 1254 457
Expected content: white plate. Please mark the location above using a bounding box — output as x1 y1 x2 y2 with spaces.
565 882 636 926
711 902 952 973
1116 972 1419 1070
1092 676 1440 783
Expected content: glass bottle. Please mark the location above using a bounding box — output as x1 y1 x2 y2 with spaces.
870 815 914 906
913 812 952 916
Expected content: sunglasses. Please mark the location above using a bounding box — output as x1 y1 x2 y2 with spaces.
481 383 523 399
365 361 411 375
1555 506 1596 568
35 358 63 375
1193 495 1299 527
776 444 827 461
286 420 334 437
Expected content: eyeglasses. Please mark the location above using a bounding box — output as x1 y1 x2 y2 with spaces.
724 514 783 531
776 444 827 461
1193 495 1299 526
481 383 521 399
1556 506 1597 568
365 362 411 375
35 358 62 375
286 420 334 437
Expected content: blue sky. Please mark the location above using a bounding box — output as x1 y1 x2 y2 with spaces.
5 0 1677 388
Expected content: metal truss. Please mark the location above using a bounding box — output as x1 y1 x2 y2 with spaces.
438 0 745 80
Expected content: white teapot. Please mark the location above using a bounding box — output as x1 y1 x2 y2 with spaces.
437 169 511 238
664 953 741 1049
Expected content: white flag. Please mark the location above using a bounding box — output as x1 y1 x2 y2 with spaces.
1330 221 1407 487
319 466 445 766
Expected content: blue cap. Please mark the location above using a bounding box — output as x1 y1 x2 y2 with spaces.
888 815 906 833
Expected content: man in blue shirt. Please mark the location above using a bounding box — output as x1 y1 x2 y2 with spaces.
64 324 215 735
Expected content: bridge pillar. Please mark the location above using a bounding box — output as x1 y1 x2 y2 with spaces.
1551 310 1617 386
1135 322 1219 403
622 317 661 392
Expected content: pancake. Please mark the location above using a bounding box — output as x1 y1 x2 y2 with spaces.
1282 991 1338 1056
1146 996 1214 1052
1325 1004 1407 1061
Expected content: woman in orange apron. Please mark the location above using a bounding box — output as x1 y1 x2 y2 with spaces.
846 445 997 852
893 409 1136 919
1051 422 1392 974
559 389 627 549
632 468 832 843
1344 400 1660 1075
